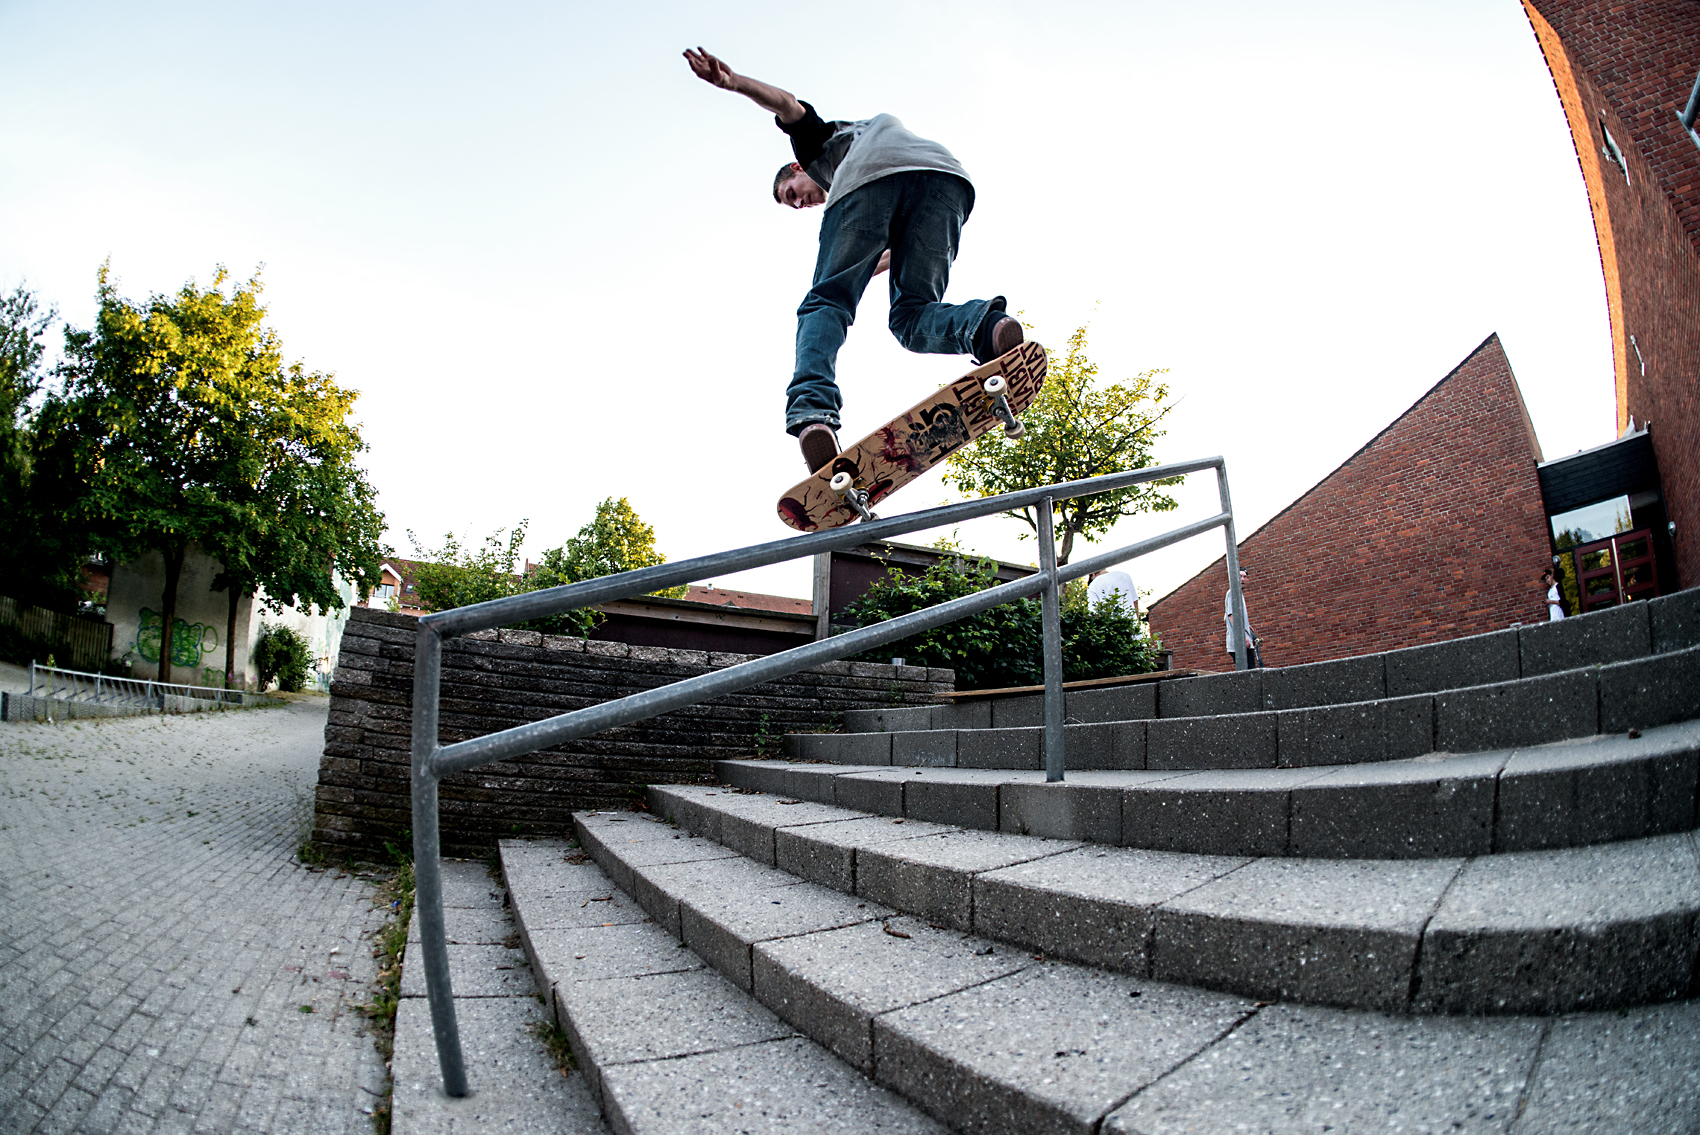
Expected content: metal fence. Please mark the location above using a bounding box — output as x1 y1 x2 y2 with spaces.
25 661 245 708
409 456 1249 1095
0 596 114 672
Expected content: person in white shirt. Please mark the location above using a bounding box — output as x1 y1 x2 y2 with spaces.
1542 567 1566 621
1224 568 1261 669
1087 570 1143 633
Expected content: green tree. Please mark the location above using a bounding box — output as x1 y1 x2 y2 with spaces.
408 523 530 614
943 322 1181 564
40 264 382 683
554 497 687 597
0 283 87 611
840 553 1161 689
409 498 686 634
203 360 385 687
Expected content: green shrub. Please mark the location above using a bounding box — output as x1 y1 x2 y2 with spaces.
252 622 313 691
840 555 1162 690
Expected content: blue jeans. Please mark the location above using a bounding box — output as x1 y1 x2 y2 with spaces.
785 171 1006 435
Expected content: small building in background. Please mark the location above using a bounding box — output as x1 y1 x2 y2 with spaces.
106 545 356 689
1149 336 1555 671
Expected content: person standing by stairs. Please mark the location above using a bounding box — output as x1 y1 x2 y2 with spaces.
1225 567 1262 669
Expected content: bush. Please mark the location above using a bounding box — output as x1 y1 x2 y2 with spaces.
252 622 313 692
840 555 1162 691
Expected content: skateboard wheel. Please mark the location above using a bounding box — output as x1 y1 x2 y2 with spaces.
1004 421 1026 440
829 471 854 496
983 375 1007 397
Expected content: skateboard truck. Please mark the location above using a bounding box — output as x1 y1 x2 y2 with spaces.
829 472 875 523
983 375 1025 439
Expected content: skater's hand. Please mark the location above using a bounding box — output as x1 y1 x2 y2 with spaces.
684 47 805 122
872 250 891 277
684 47 737 90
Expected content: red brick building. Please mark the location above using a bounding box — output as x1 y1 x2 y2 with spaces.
1149 336 1552 670
1523 0 1700 588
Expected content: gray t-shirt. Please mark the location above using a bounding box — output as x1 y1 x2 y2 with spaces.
779 102 972 209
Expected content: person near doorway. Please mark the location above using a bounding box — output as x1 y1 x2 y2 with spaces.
1224 567 1261 669
1542 567 1566 621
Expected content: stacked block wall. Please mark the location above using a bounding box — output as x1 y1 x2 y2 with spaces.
313 607 952 857
1525 0 1700 587
1149 336 1550 670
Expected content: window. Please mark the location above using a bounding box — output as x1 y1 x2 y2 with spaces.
376 583 397 599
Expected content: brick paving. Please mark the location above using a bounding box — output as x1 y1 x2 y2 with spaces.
0 698 391 1134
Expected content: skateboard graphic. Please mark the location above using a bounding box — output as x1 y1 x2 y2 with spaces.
777 341 1048 531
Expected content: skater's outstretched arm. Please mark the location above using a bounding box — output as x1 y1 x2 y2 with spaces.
683 47 806 124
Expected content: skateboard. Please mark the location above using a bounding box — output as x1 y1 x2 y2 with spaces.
777 341 1048 532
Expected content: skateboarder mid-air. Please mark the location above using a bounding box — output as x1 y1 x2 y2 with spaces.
683 47 1026 474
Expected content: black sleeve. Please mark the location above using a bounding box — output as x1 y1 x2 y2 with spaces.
776 100 835 168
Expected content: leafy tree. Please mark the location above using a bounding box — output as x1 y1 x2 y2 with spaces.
841 554 1161 689
39 263 381 682
202 359 385 687
408 523 530 614
0 283 86 611
409 498 687 635
252 621 313 692
554 497 687 598
943 322 1181 564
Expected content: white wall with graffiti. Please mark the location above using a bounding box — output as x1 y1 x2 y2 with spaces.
106 544 356 690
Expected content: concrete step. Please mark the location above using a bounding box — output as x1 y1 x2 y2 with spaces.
736 718 1700 859
391 858 607 1135
556 810 1700 1135
499 838 949 1135
797 641 1700 773
842 588 1700 736
639 783 1700 1016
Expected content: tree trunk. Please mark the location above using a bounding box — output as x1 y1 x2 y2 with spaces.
224 583 240 689
158 542 186 685
1057 519 1076 566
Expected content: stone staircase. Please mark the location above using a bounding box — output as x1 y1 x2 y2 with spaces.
499 588 1700 1133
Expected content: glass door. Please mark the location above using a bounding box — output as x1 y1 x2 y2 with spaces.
1571 528 1660 612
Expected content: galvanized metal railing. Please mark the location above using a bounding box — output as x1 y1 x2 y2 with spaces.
410 456 1249 1095
26 660 246 708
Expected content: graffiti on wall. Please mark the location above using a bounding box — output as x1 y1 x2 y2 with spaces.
136 609 219 669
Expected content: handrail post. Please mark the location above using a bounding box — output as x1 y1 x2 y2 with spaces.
411 622 468 1098
1217 463 1249 671
1038 496 1066 782
28 659 35 697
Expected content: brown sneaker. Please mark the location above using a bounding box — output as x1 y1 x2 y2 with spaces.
991 316 1024 357
798 423 839 473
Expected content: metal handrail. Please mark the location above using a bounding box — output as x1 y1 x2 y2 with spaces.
410 455 1248 1095
26 661 246 708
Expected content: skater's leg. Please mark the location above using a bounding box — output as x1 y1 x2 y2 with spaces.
786 181 896 435
884 172 1012 362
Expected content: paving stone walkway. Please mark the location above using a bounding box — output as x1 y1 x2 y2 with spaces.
0 698 391 1134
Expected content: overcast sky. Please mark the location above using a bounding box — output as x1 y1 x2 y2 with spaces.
0 0 1613 603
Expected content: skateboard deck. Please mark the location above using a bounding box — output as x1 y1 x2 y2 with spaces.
777 341 1048 532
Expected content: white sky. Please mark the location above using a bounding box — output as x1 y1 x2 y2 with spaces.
0 0 1614 604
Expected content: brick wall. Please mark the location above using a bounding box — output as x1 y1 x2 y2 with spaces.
1524 0 1700 589
313 607 953 857
1148 336 1551 670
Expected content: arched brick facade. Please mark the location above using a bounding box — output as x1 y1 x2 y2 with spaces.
1523 0 1700 588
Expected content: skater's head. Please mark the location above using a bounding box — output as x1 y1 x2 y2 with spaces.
773 162 827 209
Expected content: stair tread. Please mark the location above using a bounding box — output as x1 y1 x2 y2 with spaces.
729 718 1700 859
645 783 1700 1016
548 810 1700 1134
502 839 947 1134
